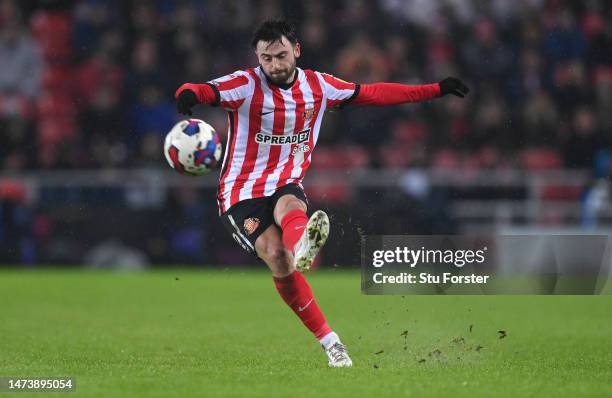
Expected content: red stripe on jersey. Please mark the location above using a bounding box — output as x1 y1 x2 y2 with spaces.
326 99 345 108
299 70 324 176
276 78 306 189
321 73 355 91
220 98 245 109
217 75 249 91
228 69 264 206
218 111 239 211
251 84 286 197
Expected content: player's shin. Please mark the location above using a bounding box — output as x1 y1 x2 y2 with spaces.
273 271 332 339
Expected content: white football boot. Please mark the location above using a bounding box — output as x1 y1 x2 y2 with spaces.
323 340 353 368
293 210 330 272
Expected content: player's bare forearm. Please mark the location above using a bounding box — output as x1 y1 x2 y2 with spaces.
351 77 469 106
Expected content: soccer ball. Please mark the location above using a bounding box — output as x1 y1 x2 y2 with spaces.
164 119 222 176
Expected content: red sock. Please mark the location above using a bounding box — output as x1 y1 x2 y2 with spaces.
280 209 308 254
273 272 332 340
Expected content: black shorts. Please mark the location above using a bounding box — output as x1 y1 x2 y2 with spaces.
220 183 308 257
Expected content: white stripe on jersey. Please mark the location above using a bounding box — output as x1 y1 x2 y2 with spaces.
220 87 253 212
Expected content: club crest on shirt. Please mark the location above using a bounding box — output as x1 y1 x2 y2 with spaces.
243 217 260 235
302 108 317 121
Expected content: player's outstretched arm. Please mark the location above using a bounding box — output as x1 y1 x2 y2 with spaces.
350 76 469 106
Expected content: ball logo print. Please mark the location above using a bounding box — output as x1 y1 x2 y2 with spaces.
164 119 222 176
182 119 201 136
193 135 221 168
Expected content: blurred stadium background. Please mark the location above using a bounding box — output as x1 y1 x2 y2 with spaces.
1 0 611 268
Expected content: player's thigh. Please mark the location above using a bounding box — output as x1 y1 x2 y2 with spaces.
220 198 271 257
273 195 307 225
271 184 309 225
255 224 295 277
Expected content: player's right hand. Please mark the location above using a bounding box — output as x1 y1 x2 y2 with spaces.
176 89 198 116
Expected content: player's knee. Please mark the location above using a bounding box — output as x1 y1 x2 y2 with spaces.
286 197 306 211
266 245 289 265
264 246 295 276
274 196 306 223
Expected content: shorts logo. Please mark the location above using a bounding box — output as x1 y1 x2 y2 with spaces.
243 217 260 235
302 108 317 121
255 128 310 145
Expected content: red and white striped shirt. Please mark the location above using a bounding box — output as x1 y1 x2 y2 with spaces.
176 66 442 214
208 66 358 214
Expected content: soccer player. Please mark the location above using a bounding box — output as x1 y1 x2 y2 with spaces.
175 20 469 367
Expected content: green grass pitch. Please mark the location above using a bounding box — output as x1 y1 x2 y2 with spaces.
1 269 611 397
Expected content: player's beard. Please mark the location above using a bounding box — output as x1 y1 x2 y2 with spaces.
265 62 297 85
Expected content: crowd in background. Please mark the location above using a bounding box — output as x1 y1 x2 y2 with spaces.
1 0 612 266
1 0 611 172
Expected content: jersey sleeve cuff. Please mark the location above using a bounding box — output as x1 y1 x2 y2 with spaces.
338 84 361 109
205 82 221 107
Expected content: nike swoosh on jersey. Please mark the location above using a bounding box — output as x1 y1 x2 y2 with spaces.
260 110 275 115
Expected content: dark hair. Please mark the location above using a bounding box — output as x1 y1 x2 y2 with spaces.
251 19 298 48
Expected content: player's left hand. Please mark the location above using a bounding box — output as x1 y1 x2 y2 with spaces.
438 77 470 98
176 89 198 116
